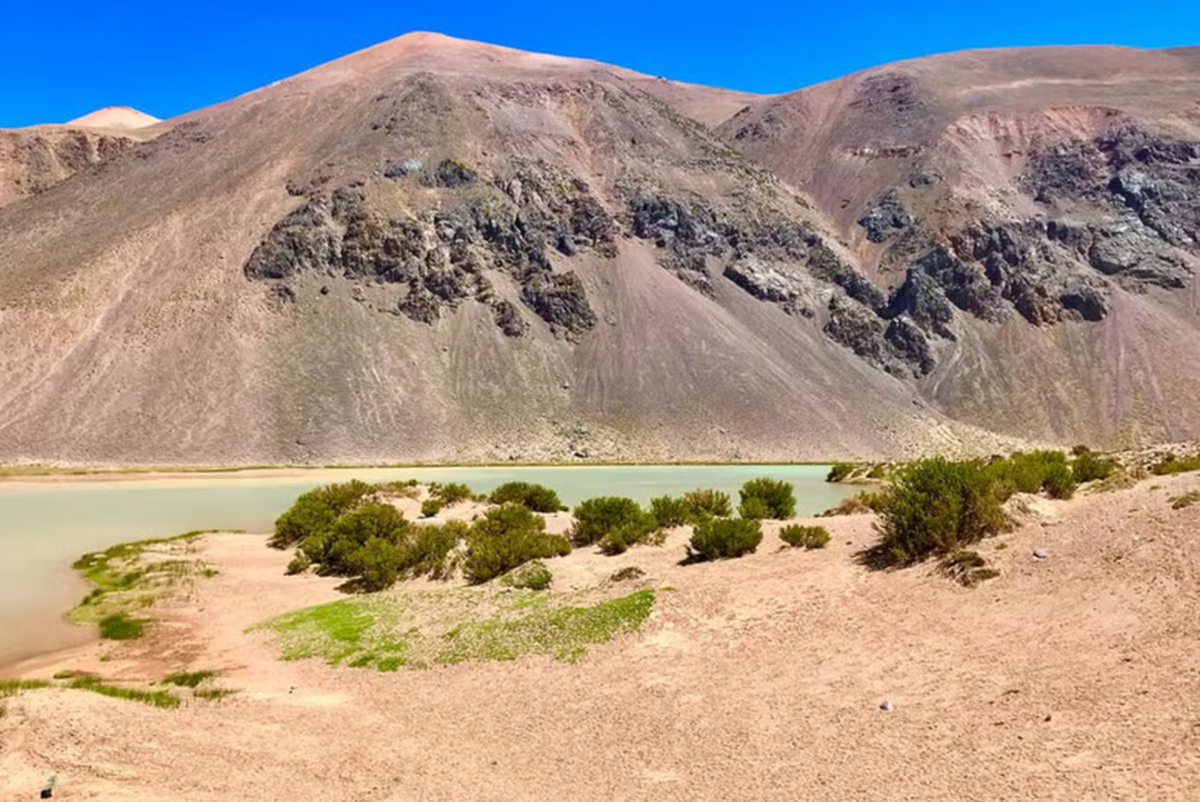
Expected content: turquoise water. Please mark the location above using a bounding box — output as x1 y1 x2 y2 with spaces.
0 465 851 665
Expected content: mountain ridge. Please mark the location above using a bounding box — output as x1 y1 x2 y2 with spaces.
0 33 1197 463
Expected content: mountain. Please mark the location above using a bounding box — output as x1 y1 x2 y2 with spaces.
718 46 1200 445
0 107 162 208
0 34 1197 464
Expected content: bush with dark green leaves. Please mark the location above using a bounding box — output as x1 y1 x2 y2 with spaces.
1042 461 1077 500
1071 451 1118 483
571 497 655 548
680 489 732 519
876 458 1010 565
464 504 571 584
488 482 563 513
430 482 474 506
984 451 1072 498
269 480 375 548
826 463 858 483
779 524 830 549
420 498 444 518
650 495 690 528
688 517 763 560
738 477 796 520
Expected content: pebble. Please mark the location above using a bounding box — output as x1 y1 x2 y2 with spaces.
880 700 895 712
1033 548 1049 560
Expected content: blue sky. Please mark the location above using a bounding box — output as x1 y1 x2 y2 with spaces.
3 0 1197 127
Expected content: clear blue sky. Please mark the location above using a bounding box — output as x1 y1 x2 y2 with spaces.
3 0 1197 127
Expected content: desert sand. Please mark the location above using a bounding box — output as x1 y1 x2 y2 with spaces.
2 472 1199 801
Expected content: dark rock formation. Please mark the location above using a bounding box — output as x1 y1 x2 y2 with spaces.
419 159 478 188
858 191 913 243
520 272 596 340
384 158 423 179
492 300 529 338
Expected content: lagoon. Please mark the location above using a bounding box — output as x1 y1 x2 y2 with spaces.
0 464 852 665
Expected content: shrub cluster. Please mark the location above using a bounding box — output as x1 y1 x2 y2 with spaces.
738 477 796 520
779 524 830 550
1151 453 1200 476
826 463 858 483
273 484 568 591
1071 450 1119 483
648 489 732 528
984 451 1077 499
488 482 563 513
501 559 553 591
688 517 763 560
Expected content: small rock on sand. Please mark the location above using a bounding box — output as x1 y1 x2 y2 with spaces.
880 700 896 712
1033 548 1049 560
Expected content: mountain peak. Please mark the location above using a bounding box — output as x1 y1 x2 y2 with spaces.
66 106 161 131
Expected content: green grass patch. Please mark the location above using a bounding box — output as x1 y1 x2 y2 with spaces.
1152 454 1200 475
1170 489 1200 509
254 588 656 670
161 670 217 688
67 677 179 709
193 687 237 701
70 531 221 634
98 613 147 640
0 679 52 697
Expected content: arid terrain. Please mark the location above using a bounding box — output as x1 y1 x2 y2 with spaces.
1 34 1198 464
3 472 1199 800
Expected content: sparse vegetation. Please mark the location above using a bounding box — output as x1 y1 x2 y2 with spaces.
1072 450 1119 483
779 524 830 549
161 670 217 688
941 550 1001 587
99 613 147 640
67 676 180 709
826 462 858 483
738 477 796 519
688 517 763 561
1170 490 1200 509
256 588 655 669
984 450 1075 498
488 482 563 512
193 687 238 701
269 480 375 548
429 482 474 506
650 495 690 528
1151 453 1200 475
501 560 553 591
420 497 444 518
818 492 882 516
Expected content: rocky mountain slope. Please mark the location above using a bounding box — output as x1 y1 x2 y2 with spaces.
719 46 1200 444
0 34 1197 464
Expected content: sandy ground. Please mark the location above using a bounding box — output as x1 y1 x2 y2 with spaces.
2 475 1200 800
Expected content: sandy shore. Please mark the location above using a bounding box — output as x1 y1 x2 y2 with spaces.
2 475 1199 800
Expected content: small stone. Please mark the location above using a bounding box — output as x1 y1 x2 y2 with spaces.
1033 548 1049 560
880 700 896 712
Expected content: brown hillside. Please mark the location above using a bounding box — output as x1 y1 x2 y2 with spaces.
0 33 1015 464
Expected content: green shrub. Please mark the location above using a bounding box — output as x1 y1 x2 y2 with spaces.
826 462 858 483
501 560 553 590
161 670 217 688
1042 462 1077 500
489 482 563 512
941 550 1000 587
464 504 571 584
431 482 473 506
779 524 830 549
650 495 690 528
738 477 796 519
269 480 375 548
99 613 147 640
406 520 466 579
680 489 732 519
420 498 444 518
571 497 654 547
1151 453 1200 475
285 553 311 575
343 537 405 591
1071 450 1118 483
985 451 1069 498
688 517 763 560
876 458 1010 565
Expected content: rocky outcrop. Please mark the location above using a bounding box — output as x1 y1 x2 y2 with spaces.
858 191 912 243
246 160 607 340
